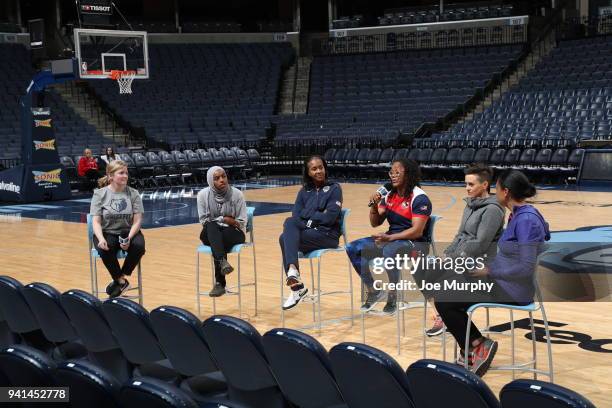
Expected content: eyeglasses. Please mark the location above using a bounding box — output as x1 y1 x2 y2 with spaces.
388 171 404 177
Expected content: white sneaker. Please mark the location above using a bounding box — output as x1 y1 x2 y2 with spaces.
282 288 308 310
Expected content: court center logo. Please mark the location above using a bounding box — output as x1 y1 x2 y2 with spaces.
32 169 62 185
34 119 52 128
33 139 56 150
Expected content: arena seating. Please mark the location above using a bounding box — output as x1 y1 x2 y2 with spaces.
431 37 612 148
60 146 261 189
414 36 612 181
88 43 294 150
332 4 515 29
0 275 597 408
274 45 523 148
377 4 515 27
0 44 110 161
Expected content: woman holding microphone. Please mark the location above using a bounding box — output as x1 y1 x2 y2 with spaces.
90 160 145 298
346 158 432 315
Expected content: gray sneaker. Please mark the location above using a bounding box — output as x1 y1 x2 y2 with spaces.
209 283 226 297
360 290 385 312
382 297 397 315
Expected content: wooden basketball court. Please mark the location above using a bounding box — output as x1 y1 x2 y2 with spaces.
1 182 611 406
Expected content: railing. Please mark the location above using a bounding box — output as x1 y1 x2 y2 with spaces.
79 82 135 146
556 14 612 41
315 21 527 56
0 157 20 170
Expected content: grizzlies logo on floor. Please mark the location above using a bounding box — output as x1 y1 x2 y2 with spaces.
541 226 612 275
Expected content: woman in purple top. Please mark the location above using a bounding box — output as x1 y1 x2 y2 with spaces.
435 169 550 377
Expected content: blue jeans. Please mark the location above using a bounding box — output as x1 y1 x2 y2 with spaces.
345 237 415 288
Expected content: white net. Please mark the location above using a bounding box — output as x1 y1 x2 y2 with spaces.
116 72 135 94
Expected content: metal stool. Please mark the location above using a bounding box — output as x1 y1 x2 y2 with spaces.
87 214 143 305
280 208 353 333
196 207 257 318
463 275 554 382
360 215 442 355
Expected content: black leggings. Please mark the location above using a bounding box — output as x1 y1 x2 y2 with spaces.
433 272 521 348
200 222 245 287
94 231 145 281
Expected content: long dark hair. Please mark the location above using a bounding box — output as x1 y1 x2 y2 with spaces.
391 158 421 198
302 155 329 187
497 169 536 200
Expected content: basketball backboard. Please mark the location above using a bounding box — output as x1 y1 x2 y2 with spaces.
74 28 149 80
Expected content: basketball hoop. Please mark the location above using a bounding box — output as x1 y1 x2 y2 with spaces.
109 70 136 94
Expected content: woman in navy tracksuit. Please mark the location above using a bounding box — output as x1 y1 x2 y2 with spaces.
279 155 343 310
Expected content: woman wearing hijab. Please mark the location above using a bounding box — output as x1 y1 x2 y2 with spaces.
197 166 247 297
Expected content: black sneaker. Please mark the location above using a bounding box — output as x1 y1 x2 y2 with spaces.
105 281 118 296
109 279 130 298
209 283 226 297
360 290 384 312
382 296 397 315
219 259 234 276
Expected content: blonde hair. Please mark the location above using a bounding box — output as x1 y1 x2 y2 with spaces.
98 159 128 188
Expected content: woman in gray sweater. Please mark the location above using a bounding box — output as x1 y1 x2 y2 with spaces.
424 164 505 336
197 166 247 297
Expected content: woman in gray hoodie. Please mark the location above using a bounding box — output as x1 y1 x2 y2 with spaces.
197 166 247 297
424 164 505 336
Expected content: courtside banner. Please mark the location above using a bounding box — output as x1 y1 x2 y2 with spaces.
0 166 25 202
30 107 60 166
22 164 71 202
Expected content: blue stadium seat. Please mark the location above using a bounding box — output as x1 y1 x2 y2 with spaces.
55 359 122 408
0 344 57 387
101 298 179 382
262 328 347 408
329 342 415 408
0 276 53 353
21 282 87 360
149 306 227 399
60 289 132 382
406 359 500 408
202 315 289 408
500 379 596 408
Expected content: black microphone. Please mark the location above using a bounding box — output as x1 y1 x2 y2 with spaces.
368 183 393 207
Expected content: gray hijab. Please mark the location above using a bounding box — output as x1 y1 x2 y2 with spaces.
206 166 233 218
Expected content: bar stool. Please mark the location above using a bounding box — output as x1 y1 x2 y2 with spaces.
87 214 143 305
280 208 353 333
196 207 257 318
